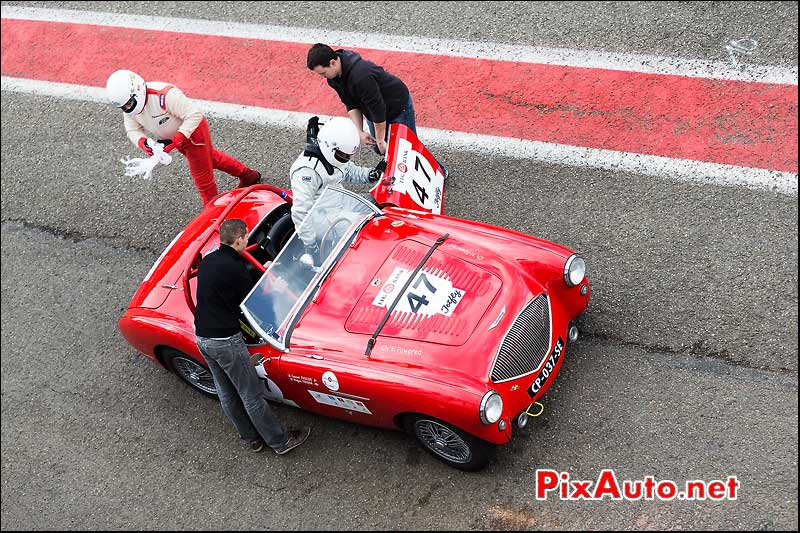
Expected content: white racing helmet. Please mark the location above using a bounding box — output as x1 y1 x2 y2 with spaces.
105 69 146 114
317 117 360 169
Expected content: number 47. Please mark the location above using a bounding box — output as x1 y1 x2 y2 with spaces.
406 272 437 313
412 155 431 205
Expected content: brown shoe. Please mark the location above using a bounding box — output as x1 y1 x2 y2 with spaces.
237 169 261 188
273 427 311 455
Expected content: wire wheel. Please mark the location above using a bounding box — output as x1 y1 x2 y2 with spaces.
164 349 217 397
414 419 472 464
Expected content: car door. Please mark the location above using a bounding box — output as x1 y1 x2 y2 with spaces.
277 347 391 428
370 123 446 214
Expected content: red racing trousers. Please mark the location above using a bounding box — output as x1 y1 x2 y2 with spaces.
175 117 250 205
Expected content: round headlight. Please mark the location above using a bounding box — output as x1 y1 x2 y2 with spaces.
479 390 504 424
564 255 586 287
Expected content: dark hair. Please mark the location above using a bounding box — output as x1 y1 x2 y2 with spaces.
307 43 337 70
219 219 247 246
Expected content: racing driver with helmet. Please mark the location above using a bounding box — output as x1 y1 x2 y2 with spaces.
289 116 384 262
105 69 262 206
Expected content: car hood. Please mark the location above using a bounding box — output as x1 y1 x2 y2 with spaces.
344 238 503 346
291 210 573 381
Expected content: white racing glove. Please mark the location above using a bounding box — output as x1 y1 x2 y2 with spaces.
120 138 173 180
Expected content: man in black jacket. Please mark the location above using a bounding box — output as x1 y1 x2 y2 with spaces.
307 43 448 177
307 43 408 156
194 218 310 455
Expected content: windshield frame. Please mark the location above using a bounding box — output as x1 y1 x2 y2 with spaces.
240 186 381 351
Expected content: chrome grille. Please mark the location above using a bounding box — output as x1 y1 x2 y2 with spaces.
490 294 551 383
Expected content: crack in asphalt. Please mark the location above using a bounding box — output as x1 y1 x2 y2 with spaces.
588 332 797 376
3 219 795 377
1 218 162 255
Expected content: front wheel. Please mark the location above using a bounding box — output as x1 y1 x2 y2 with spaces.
162 348 218 398
404 415 495 471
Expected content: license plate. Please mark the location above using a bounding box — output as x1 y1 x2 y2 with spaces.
528 336 564 397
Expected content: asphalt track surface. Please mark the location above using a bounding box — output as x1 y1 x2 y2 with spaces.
1 1 797 530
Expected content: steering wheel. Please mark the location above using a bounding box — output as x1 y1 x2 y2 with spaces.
319 217 354 259
260 212 295 261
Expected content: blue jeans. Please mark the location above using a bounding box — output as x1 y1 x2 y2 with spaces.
366 93 416 151
196 333 288 450
366 94 448 177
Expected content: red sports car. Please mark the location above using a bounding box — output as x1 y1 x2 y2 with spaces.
119 124 590 470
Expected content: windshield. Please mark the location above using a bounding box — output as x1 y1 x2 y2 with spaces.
240 186 380 348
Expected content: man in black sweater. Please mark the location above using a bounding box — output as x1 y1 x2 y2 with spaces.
307 43 408 156
307 43 448 178
194 218 310 455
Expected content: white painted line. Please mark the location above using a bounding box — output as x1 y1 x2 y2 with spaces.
3 76 796 196
2 5 797 85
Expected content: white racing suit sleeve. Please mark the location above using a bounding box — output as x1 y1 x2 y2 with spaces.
290 166 325 246
342 162 372 184
164 87 204 139
124 113 147 147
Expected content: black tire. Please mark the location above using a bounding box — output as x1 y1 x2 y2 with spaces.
404 414 495 471
162 348 218 398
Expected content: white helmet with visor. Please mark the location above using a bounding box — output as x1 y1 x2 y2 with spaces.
317 117 360 169
106 69 146 115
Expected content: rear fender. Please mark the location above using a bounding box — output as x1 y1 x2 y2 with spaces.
119 309 201 366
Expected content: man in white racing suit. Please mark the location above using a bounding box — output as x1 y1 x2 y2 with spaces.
106 69 261 206
289 116 383 260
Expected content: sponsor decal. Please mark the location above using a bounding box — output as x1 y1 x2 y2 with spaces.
371 278 381 286
301 175 312 182
287 373 319 387
390 138 444 214
371 266 465 317
239 319 258 338
322 371 339 391
440 289 464 316
445 243 485 261
379 345 423 356
308 390 372 414
528 337 564 397
158 116 169 125
372 267 405 308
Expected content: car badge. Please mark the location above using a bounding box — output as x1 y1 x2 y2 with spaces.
489 306 506 330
